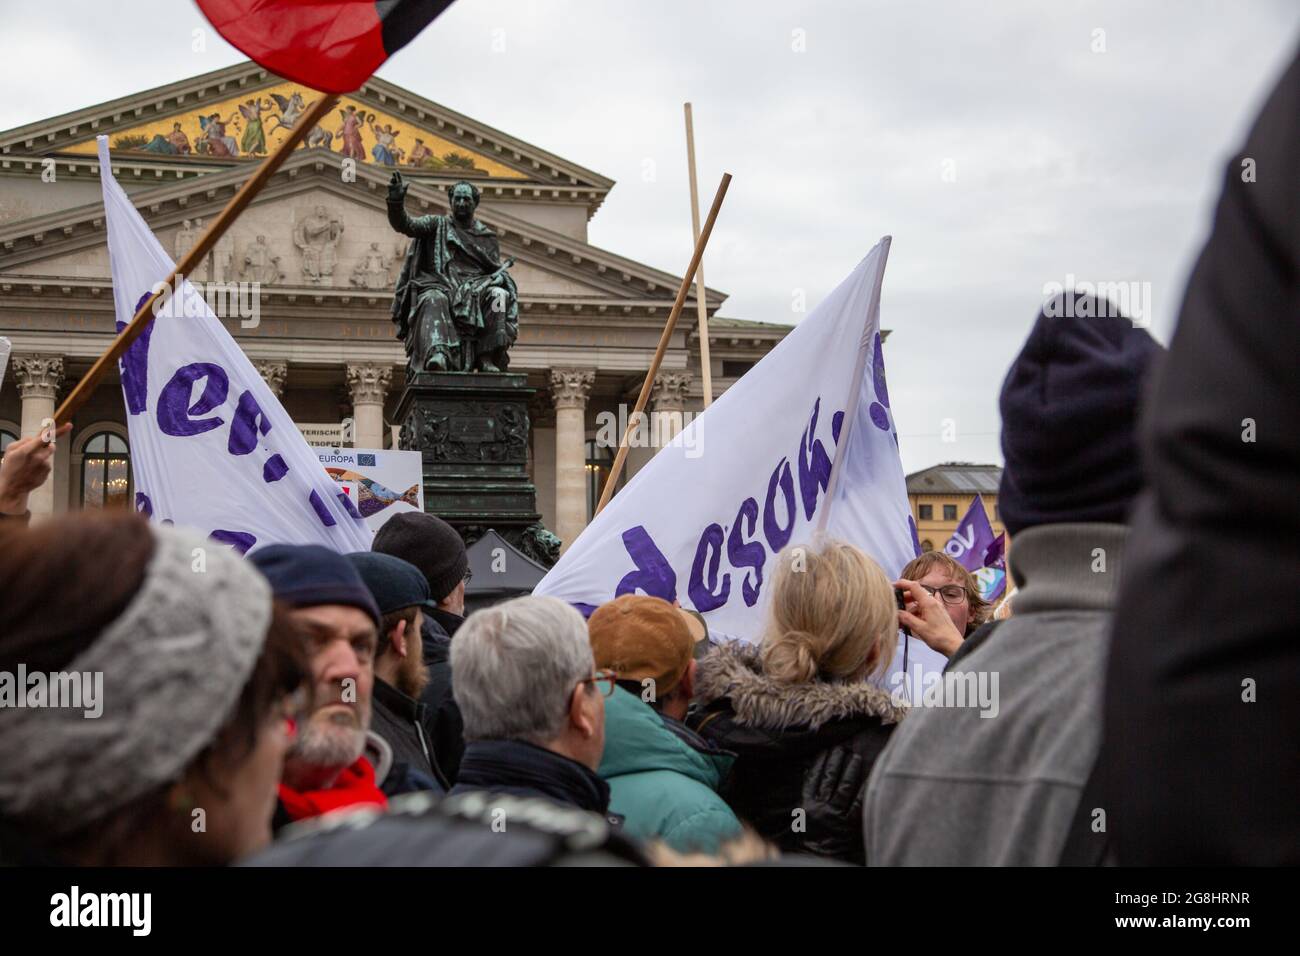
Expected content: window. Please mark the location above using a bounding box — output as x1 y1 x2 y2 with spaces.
722 360 755 378
918 504 933 520
585 438 613 520
0 429 17 454
82 431 132 509
943 504 958 521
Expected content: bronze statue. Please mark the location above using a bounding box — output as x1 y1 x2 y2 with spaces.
387 172 519 373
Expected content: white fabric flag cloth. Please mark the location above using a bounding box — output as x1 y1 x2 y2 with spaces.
98 136 372 554
534 236 946 693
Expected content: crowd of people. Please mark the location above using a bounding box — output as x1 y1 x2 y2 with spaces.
0 50 1294 869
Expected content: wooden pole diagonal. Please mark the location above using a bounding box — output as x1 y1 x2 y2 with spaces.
684 103 714 408
53 93 340 426
594 172 731 516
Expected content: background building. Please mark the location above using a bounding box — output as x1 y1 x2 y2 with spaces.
906 462 1004 553
0 62 789 545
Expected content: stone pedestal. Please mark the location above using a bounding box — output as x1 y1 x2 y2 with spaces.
395 371 559 567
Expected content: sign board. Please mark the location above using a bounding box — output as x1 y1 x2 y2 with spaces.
299 422 352 447
317 447 424 532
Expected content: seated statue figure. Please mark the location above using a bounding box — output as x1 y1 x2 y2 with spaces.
387 172 519 373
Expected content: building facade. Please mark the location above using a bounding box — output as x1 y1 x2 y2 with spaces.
0 62 789 546
906 462 1005 553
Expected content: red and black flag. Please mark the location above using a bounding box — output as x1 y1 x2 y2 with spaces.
195 0 457 94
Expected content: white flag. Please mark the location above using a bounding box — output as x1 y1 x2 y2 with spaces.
535 237 946 690
98 136 372 554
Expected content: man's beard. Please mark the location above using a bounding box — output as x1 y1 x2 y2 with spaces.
289 701 368 772
395 651 429 700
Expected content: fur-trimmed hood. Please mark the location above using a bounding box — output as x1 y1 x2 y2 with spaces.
693 640 907 732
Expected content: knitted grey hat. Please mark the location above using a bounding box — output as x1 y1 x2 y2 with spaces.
0 524 271 833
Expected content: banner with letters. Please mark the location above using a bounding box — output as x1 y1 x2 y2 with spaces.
535 238 949 689
99 136 373 554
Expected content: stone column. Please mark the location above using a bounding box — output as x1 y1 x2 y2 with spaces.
550 368 594 553
650 370 693 445
346 363 392 450
12 355 64 517
529 390 558 535
254 360 287 399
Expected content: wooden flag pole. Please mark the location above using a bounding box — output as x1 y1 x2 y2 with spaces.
53 93 340 426
594 172 731 516
683 103 714 408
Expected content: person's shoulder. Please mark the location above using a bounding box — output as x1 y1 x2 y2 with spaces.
961 611 1110 676
248 791 650 867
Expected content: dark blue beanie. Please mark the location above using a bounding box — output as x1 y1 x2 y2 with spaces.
249 544 381 627
346 551 433 617
998 292 1163 535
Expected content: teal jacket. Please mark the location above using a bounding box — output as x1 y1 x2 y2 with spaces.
598 687 742 853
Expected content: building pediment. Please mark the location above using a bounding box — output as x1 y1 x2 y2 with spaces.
0 148 726 310
0 61 615 217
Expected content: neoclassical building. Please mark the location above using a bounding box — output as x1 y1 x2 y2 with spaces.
0 62 788 546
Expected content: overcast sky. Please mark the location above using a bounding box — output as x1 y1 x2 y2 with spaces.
2 0 1296 472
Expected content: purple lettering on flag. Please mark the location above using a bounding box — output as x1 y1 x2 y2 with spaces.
872 332 890 408
726 497 765 607
337 491 362 520
262 454 289 483
210 529 256 555
118 292 157 415
763 457 796 552
157 362 229 437
308 489 336 527
615 526 677 602
797 398 833 520
688 523 731 612
228 389 271 455
135 492 152 517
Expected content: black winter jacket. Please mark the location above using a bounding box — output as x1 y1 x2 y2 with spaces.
247 791 649 867
370 678 448 792
419 607 466 783
1099 48 1300 864
449 738 619 827
688 641 905 865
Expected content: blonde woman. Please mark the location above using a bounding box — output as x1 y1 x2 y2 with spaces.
689 537 905 865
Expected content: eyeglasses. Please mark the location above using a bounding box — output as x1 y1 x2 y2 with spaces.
921 583 968 605
463 567 473 584
578 669 617 698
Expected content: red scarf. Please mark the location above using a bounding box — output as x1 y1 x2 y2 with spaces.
278 757 388 822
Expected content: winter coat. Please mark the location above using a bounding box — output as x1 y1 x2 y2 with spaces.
864 523 1125 866
598 686 742 853
369 677 448 792
450 738 620 827
419 607 466 783
247 791 651 867
1099 48 1300 865
689 640 905 865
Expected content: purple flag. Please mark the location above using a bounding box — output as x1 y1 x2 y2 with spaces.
976 531 1008 602
942 494 996 573
984 531 1006 570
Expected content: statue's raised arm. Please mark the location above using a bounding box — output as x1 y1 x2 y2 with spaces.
386 171 426 237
